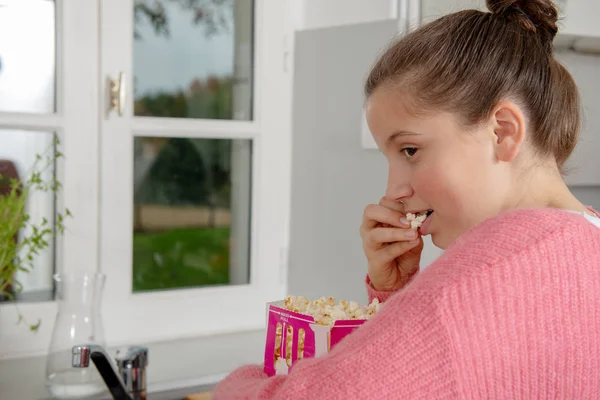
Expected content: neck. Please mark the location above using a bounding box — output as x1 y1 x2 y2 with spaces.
508 164 592 216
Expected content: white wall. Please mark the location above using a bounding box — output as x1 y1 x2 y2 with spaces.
291 0 396 31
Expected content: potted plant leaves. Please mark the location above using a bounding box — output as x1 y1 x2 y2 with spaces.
0 135 70 331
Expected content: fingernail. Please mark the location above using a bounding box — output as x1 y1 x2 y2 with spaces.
400 217 409 226
404 229 416 238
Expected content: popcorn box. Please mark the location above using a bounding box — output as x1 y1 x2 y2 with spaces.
263 301 367 377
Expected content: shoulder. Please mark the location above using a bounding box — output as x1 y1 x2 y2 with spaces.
407 208 600 293
447 207 600 259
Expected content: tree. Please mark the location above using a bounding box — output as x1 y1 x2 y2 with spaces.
134 0 233 40
137 138 210 207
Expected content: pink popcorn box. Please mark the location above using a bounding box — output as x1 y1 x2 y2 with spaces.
263 301 366 377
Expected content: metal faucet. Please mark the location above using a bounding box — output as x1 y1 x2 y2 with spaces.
72 344 149 400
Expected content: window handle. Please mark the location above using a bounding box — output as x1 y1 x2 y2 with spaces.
108 72 126 117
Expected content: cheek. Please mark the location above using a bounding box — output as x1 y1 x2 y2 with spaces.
412 160 470 215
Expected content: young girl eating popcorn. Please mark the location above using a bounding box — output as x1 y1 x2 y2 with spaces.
214 0 600 398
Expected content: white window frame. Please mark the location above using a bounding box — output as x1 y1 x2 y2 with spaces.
0 0 100 358
0 0 294 359
98 0 293 346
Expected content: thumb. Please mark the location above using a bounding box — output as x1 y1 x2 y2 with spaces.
397 236 423 274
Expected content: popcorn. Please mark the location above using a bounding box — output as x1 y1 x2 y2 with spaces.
274 323 283 360
273 322 307 372
298 328 305 360
406 211 429 229
285 325 294 366
265 296 383 377
282 296 382 326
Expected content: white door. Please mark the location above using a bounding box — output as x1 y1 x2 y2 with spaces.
99 0 294 346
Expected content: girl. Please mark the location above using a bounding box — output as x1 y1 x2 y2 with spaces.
214 0 600 398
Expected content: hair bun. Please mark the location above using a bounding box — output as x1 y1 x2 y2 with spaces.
486 0 559 44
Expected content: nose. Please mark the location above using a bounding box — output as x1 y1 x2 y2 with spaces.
385 164 413 202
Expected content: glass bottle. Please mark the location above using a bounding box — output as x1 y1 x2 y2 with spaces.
45 271 107 399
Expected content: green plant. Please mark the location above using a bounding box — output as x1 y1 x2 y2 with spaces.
0 135 71 331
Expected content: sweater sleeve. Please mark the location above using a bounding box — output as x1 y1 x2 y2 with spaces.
212 287 457 400
365 274 397 303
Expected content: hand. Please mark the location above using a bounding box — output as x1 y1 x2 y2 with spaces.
360 196 424 292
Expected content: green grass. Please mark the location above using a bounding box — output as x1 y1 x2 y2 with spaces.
133 227 230 292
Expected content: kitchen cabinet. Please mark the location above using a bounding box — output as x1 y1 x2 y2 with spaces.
417 0 600 40
557 0 600 39
289 1 600 41
557 51 600 186
292 19 445 297
419 0 486 25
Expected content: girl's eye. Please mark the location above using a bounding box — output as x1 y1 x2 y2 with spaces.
402 148 418 158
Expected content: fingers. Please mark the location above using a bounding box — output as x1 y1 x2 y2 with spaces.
362 203 409 231
378 196 405 212
374 239 421 265
367 226 418 247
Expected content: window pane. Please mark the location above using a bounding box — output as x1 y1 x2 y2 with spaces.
0 130 57 303
133 137 252 292
133 0 253 120
0 0 56 114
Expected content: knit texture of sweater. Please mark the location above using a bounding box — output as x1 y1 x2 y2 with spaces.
213 208 600 399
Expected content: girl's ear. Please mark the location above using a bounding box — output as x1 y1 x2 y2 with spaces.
490 101 527 163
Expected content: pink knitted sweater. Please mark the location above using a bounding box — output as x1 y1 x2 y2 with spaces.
214 208 600 399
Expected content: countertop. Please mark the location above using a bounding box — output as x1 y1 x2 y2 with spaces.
0 329 265 399
185 393 212 400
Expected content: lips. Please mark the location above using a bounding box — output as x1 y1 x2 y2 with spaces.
419 211 434 235
406 209 433 218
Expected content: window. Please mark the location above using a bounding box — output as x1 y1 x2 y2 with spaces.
0 0 292 358
0 1 58 303
0 0 101 358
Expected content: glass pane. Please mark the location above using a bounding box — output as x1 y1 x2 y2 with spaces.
133 137 252 292
0 130 57 303
133 0 254 120
0 0 56 113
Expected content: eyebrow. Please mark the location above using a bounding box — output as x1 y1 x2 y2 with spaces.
386 130 421 146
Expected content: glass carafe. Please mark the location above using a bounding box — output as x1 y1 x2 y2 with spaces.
45 271 107 399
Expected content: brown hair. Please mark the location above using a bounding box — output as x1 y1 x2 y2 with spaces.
365 0 580 170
